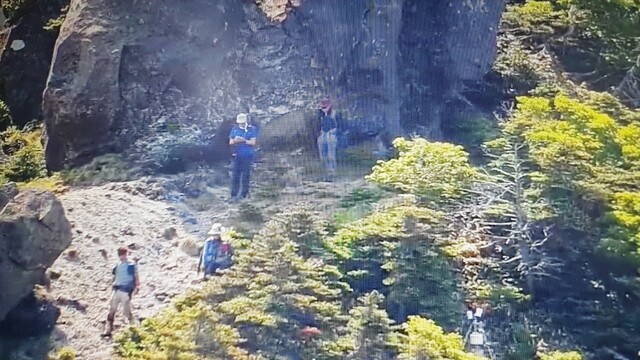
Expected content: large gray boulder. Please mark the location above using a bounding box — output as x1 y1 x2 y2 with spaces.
43 0 506 171
0 189 72 322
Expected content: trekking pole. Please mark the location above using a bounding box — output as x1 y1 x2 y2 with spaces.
463 321 474 347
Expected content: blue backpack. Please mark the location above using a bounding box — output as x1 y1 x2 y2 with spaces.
202 239 219 267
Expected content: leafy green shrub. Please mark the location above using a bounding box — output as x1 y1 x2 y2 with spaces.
43 6 68 31
51 347 76 360
560 0 640 68
237 203 264 223
18 173 67 194
392 316 485 360
0 126 46 183
505 93 640 261
366 138 477 201
502 1 568 35
505 325 536 360
327 201 440 259
494 36 555 90
475 284 532 313
538 350 583 360
339 187 385 208
340 291 396 359
332 204 372 229
604 191 640 263
254 184 281 200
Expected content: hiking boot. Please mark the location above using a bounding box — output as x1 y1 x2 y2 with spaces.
228 196 240 204
101 322 114 337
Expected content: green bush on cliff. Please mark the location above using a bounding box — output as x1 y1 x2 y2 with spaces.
0 126 46 183
502 1 568 35
0 100 12 129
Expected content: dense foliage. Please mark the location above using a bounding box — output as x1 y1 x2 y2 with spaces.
0 126 46 183
367 139 477 201
115 207 481 359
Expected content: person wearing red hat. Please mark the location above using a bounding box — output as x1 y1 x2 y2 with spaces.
316 97 342 181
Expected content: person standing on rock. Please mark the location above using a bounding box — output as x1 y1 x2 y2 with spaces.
197 223 233 279
229 113 258 202
316 97 343 182
102 247 140 337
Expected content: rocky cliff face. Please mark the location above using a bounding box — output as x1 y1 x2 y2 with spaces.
0 188 71 323
43 0 506 171
0 2 65 128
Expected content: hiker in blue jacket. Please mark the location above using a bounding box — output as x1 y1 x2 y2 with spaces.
197 223 233 279
229 113 258 202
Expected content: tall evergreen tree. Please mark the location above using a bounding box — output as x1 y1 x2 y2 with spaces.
342 291 395 360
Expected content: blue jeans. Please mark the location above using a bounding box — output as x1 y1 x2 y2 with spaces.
317 129 337 175
204 262 219 276
231 155 253 198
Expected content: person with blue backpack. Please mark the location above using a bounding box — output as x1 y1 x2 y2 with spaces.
102 247 140 337
197 223 233 279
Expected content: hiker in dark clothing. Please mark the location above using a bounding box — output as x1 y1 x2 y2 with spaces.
229 113 258 202
316 98 344 182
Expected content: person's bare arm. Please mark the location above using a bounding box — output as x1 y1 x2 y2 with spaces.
229 136 246 145
246 137 256 146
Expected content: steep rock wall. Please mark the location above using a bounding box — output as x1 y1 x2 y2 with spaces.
43 0 505 171
0 2 66 128
400 0 506 137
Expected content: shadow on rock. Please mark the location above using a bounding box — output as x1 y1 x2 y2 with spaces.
0 291 60 337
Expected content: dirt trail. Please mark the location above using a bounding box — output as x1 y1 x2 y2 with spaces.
48 184 206 359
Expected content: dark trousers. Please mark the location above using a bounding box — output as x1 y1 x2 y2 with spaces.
231 155 253 198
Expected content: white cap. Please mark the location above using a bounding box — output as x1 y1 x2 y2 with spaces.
208 223 224 236
236 113 248 124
